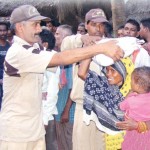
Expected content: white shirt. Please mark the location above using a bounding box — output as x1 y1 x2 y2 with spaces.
42 67 60 125
134 47 150 68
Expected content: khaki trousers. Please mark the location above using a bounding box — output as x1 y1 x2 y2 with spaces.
73 103 105 150
0 137 46 150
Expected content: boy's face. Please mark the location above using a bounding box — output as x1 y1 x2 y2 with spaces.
117 29 124 38
139 24 147 39
77 26 86 35
46 22 53 32
0 25 8 40
123 23 139 37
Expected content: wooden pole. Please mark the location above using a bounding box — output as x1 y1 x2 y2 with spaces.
111 0 126 37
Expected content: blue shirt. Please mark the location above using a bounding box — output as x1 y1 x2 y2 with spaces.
0 41 10 79
55 64 75 123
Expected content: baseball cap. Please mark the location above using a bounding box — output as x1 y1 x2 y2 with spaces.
10 5 50 24
85 8 108 23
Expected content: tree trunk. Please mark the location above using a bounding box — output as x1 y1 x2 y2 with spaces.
111 0 126 37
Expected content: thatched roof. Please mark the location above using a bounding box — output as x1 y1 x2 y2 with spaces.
1 0 150 23
0 0 56 17
0 0 111 20
0 0 112 32
126 0 150 22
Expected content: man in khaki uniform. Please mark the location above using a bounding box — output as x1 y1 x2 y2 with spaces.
61 8 109 150
0 5 123 150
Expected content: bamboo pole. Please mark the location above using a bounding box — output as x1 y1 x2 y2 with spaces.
111 0 126 37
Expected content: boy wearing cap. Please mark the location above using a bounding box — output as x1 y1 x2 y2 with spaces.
0 5 123 150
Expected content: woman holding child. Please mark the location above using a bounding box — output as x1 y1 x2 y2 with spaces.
78 56 134 149
78 55 150 150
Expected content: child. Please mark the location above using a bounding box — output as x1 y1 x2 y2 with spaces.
120 66 150 150
120 66 150 122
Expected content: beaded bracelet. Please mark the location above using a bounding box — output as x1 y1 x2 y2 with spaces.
137 121 148 133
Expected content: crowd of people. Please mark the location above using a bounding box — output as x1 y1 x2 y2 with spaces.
0 4 149 150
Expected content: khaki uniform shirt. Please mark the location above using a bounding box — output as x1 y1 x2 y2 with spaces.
0 36 56 142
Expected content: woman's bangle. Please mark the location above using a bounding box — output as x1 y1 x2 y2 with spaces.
137 121 148 133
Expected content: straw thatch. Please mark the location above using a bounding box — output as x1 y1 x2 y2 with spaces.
1 0 150 32
0 0 56 17
0 0 150 22
0 0 111 20
0 0 112 32
126 0 150 22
